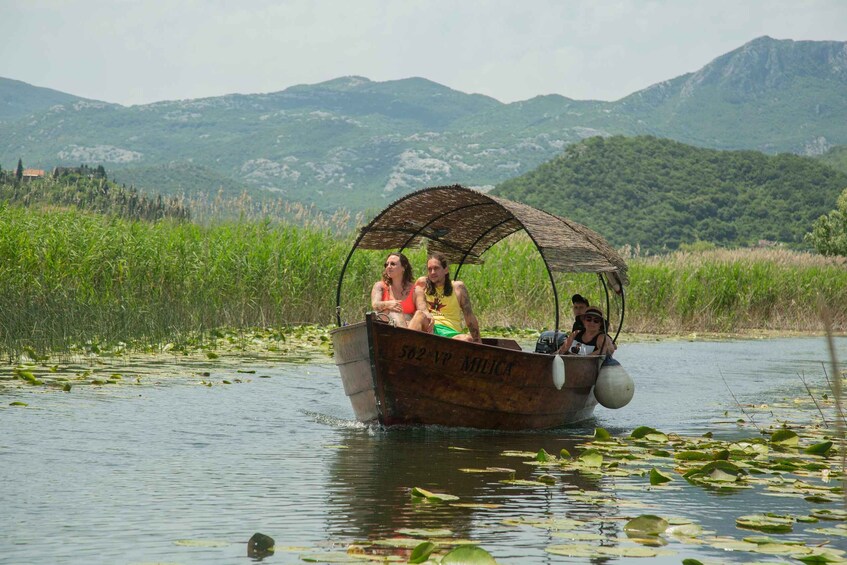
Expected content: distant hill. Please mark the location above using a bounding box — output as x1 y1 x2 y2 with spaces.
615 36 847 154
0 77 99 122
109 162 254 197
492 136 847 251
1 36 846 211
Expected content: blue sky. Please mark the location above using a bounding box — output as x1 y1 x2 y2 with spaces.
2 0 845 106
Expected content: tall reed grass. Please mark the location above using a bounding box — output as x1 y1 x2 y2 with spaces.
1 203 845 358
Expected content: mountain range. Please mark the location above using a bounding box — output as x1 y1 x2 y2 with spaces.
1 36 846 212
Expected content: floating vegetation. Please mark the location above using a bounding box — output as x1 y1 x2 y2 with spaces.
410 487 460 502
0 326 334 393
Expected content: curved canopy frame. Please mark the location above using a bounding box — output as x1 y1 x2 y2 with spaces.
335 185 628 338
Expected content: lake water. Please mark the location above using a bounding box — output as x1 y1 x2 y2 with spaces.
2 336 846 564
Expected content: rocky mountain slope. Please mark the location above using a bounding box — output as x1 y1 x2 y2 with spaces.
2 36 845 211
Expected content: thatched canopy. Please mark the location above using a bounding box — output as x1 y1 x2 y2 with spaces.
355 185 628 286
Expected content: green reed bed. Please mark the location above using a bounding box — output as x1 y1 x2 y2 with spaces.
1 204 845 358
625 248 847 333
0 204 372 356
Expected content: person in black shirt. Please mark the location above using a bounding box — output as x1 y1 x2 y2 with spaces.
571 294 590 332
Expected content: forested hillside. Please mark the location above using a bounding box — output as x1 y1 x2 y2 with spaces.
0 165 189 221
817 145 847 175
493 136 847 251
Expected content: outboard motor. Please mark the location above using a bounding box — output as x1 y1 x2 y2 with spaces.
534 330 567 354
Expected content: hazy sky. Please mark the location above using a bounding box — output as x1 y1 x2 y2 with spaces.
2 0 845 106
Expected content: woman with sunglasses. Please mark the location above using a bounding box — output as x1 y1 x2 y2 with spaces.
371 252 418 327
558 307 615 356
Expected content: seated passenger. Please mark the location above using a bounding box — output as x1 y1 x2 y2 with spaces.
371 252 417 327
571 293 590 332
558 307 615 356
408 253 481 343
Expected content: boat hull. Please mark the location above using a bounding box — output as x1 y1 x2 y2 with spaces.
331 315 601 430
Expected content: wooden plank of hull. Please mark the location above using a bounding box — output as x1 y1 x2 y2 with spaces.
332 317 603 430
331 322 378 422
370 322 599 430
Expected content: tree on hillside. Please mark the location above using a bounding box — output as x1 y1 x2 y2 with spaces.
15 158 23 181
806 188 847 257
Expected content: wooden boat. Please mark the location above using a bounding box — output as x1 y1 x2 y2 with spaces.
331 185 631 430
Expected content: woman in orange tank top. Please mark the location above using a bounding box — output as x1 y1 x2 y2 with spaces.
370 252 416 327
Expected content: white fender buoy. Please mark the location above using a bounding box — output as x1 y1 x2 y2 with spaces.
552 355 565 390
594 361 634 409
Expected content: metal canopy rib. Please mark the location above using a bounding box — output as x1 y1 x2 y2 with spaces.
334 184 628 329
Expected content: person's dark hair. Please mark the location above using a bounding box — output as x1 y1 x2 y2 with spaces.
425 253 453 296
572 293 589 306
382 252 414 287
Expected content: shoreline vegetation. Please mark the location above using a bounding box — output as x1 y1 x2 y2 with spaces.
0 203 845 361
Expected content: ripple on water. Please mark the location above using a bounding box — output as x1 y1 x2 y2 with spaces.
1 336 845 564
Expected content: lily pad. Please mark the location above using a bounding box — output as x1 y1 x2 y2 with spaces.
811 509 847 521
410 487 459 502
408 541 436 564
649 468 674 485
770 429 799 446
593 427 612 441
397 528 453 538
440 545 497 564
736 514 794 533
804 441 833 456
577 449 603 467
624 514 669 536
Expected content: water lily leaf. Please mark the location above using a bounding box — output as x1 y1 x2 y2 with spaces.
408 541 436 563
810 527 847 537
173 539 231 547
811 509 847 521
502 517 584 530
15 369 42 385
593 427 611 441
500 450 538 458
559 448 571 459
770 429 799 446
683 460 746 480
666 523 704 538
537 474 556 485
535 448 553 462
804 441 833 456
707 468 741 482
9 401 28 407
650 468 674 485
545 544 596 558
736 514 794 533
624 514 669 535
797 552 846 564
682 559 704 565
500 479 554 487
631 426 660 439
410 487 459 501
459 467 515 474
440 545 497 564
577 449 603 467
397 528 452 538
675 451 713 461
751 542 810 555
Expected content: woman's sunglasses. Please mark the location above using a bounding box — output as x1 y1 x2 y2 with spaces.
583 315 602 323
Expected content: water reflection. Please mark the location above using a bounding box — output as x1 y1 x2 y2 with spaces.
325 427 619 543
